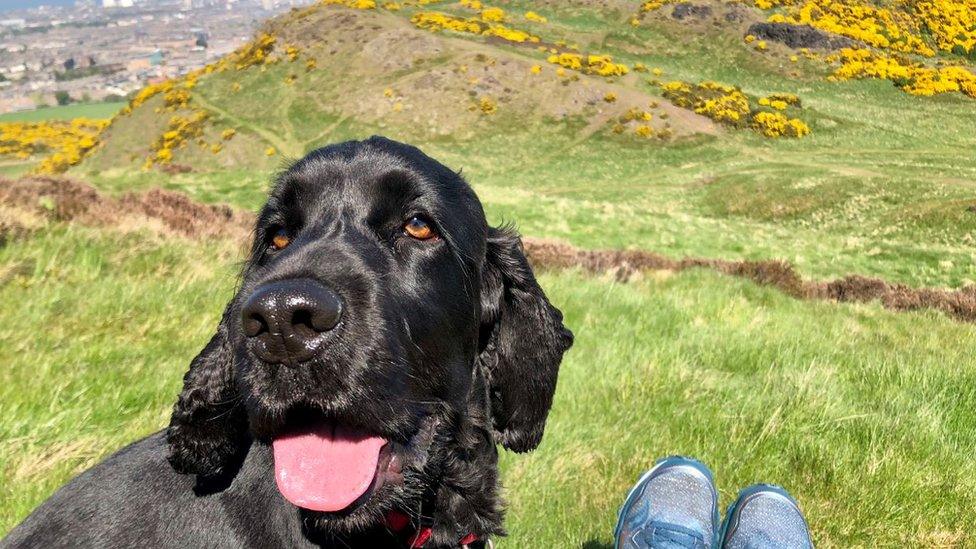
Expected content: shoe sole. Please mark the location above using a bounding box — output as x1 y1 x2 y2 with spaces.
614 455 719 549
718 483 812 548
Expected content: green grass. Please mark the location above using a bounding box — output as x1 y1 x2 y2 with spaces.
0 102 125 122
1 222 974 546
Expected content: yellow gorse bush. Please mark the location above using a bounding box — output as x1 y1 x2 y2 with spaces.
640 0 685 12
765 0 976 57
546 52 629 77
767 0 935 56
411 11 540 43
662 80 811 138
480 7 505 22
751 111 811 137
0 118 110 173
829 47 976 98
145 110 209 168
231 33 278 70
913 0 976 55
634 125 655 138
738 0 976 100
321 0 376 9
620 107 653 122
477 97 497 114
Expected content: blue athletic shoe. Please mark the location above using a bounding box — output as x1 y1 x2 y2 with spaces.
719 484 813 549
614 456 720 549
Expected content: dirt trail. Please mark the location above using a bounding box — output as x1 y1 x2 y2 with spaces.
3 176 975 324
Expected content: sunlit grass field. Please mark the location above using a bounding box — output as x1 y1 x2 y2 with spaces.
4 1 976 546
0 102 126 123
1 221 974 546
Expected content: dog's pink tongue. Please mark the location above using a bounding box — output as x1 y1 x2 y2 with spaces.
272 425 386 512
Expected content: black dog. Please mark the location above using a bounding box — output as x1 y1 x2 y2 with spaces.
2 137 572 548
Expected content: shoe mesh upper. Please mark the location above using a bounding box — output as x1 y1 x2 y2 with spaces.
619 466 717 549
723 492 812 549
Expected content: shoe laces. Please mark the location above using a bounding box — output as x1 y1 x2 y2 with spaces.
632 520 710 549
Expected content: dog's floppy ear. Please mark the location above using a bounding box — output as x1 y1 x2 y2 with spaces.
478 226 573 453
166 310 249 477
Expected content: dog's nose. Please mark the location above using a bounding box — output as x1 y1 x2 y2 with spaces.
241 279 342 365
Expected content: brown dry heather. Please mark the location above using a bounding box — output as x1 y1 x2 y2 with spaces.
0 176 251 239
3 177 976 324
522 240 976 322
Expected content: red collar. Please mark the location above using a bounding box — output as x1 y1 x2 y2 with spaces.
385 511 481 548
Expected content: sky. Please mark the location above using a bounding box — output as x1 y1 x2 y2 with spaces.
1 0 77 13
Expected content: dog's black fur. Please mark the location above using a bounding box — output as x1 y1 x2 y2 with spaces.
2 137 572 548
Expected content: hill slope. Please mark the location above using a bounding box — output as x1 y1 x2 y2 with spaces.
72 0 976 290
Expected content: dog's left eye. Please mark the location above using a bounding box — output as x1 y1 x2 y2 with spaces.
403 216 437 240
270 228 291 251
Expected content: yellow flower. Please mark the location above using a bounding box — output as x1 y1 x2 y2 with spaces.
478 96 497 114
265 146 277 156
322 0 375 8
661 78 812 138
547 51 628 77
411 11 539 43
751 111 810 137
1 117 109 173
480 7 505 22
530 64 542 74
604 92 618 103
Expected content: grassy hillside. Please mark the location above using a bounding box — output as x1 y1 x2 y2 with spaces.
3 0 976 546
74 0 976 289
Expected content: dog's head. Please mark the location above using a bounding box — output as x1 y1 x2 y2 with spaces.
166 137 572 537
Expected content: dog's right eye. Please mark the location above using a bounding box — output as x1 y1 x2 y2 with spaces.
269 228 291 251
